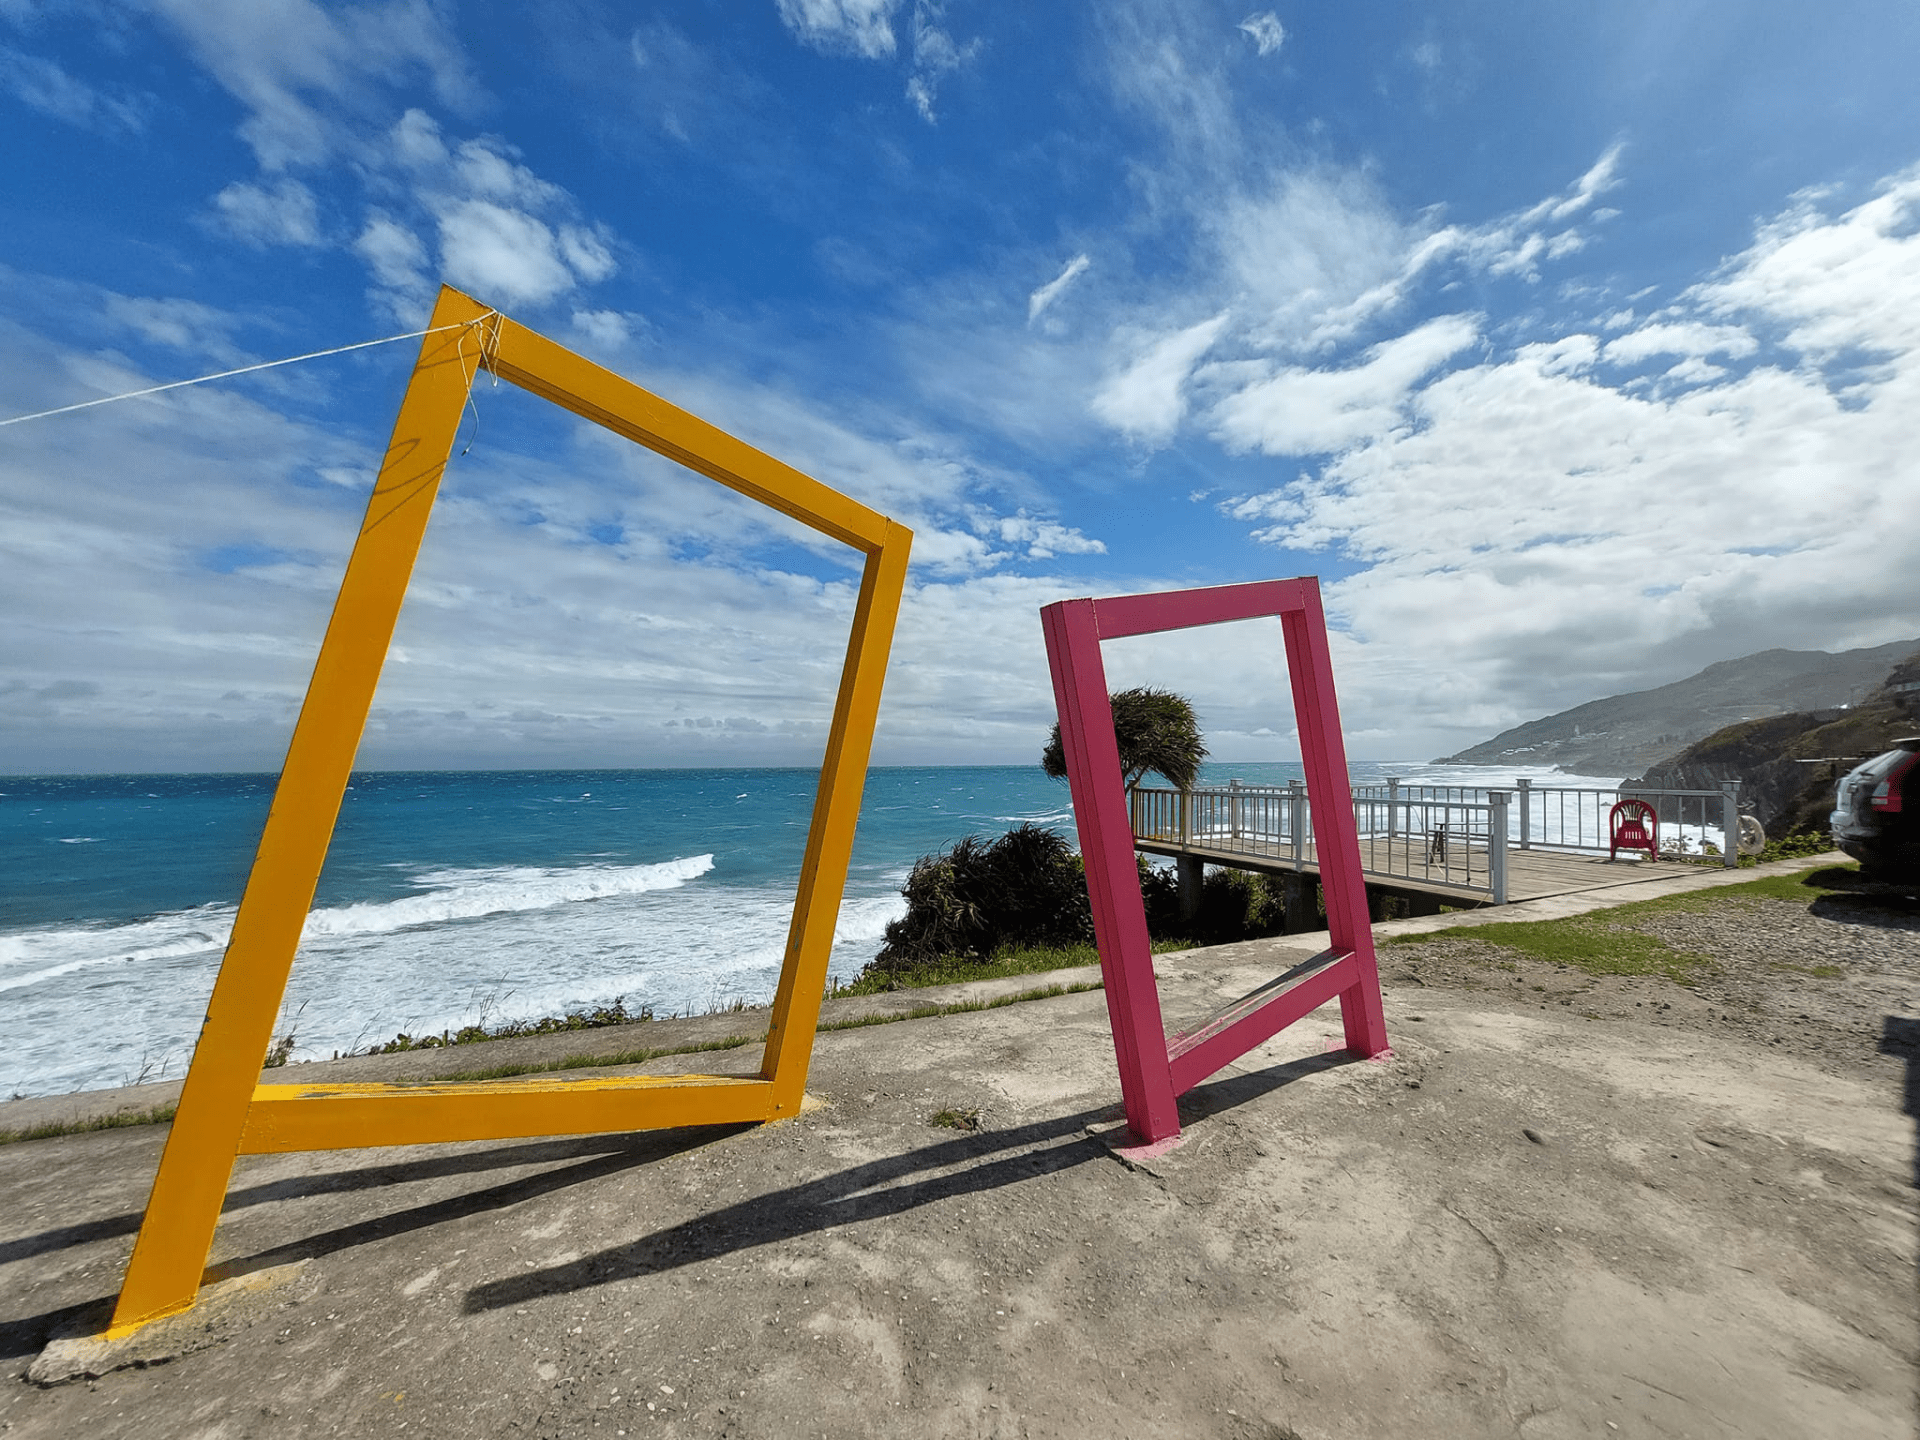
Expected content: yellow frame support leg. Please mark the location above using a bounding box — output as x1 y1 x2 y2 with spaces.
109 286 912 1335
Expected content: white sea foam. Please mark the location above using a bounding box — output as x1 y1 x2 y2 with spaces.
303 855 715 938
2 853 906 1097
0 856 716 997
993 808 1075 826
0 904 235 993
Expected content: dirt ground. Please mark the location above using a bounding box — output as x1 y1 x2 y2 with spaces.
0 855 1913 1439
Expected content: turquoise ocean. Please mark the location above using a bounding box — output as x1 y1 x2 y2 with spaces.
2 761 1621 1098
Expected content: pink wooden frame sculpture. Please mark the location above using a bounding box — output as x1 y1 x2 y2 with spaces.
1040 577 1390 1144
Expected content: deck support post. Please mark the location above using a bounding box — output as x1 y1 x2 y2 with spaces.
1288 779 1305 870
1283 874 1318 933
1488 790 1510 904
1176 854 1205 923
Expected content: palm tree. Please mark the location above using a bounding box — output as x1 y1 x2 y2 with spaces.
1041 686 1208 791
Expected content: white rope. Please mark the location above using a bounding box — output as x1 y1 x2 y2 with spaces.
0 319 488 429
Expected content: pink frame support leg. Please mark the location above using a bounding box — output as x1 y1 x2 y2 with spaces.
1040 577 1389 1145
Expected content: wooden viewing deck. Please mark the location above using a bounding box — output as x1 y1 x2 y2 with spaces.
1130 779 1751 909
1132 833 1705 909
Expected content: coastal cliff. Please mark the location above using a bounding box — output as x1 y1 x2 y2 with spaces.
1434 639 1919 775
1626 649 1920 834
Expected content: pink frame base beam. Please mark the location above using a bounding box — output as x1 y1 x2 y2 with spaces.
1039 577 1390 1144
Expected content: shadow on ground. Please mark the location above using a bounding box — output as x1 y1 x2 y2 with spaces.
1881 1014 1920 1189
1806 865 1920 923
462 1048 1355 1313
0 1128 744 1361
1 1044 1355 1357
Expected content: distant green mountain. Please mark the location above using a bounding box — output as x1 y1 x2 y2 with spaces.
1433 639 1920 776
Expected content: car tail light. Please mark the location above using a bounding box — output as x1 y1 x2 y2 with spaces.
1871 752 1919 812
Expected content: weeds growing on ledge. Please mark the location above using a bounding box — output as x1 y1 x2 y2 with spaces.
366 996 655 1054
832 940 1187 996
0 1102 178 1148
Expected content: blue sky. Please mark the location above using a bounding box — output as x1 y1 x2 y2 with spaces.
3 0 1918 773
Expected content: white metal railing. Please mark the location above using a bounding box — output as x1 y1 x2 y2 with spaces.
1130 781 1509 901
1352 778 1743 867
1131 776 1748 904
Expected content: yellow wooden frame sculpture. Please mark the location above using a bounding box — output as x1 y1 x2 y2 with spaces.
109 286 912 1335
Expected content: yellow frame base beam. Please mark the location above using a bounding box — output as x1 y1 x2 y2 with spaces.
106 286 912 1338
238 1076 775 1153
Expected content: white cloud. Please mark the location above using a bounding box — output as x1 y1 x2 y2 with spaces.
1691 167 1920 357
558 226 617 283
1213 169 1415 348
1028 254 1091 324
148 0 474 168
1547 144 1624 223
1090 312 1232 444
1238 12 1285 57
1210 312 1480 455
354 215 427 290
904 75 935 122
1065 140 1641 469
435 201 577 308
1210 170 1920 749
1100 7 1243 179
571 309 633 351
904 0 980 122
0 45 146 132
775 0 902 59
211 177 321 246
450 135 562 209
989 514 1107 561
390 105 450 169
1602 321 1757 366
349 113 619 313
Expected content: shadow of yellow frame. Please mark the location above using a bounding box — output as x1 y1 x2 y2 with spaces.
108 285 913 1335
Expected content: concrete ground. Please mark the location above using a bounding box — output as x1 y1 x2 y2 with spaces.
0 855 1913 1439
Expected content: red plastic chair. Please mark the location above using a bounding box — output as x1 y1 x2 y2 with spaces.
1609 799 1659 861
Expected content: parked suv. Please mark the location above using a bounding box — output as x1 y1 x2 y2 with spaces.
1831 738 1920 879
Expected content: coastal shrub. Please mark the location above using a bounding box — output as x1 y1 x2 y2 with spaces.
1187 867 1292 945
868 824 1096 975
1747 828 1836 864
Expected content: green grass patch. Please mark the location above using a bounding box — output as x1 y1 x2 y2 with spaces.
835 940 1184 996
929 1107 981 1131
1707 863 1861 905
0 1102 178 1148
1400 913 1713 981
1389 860 1862 982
